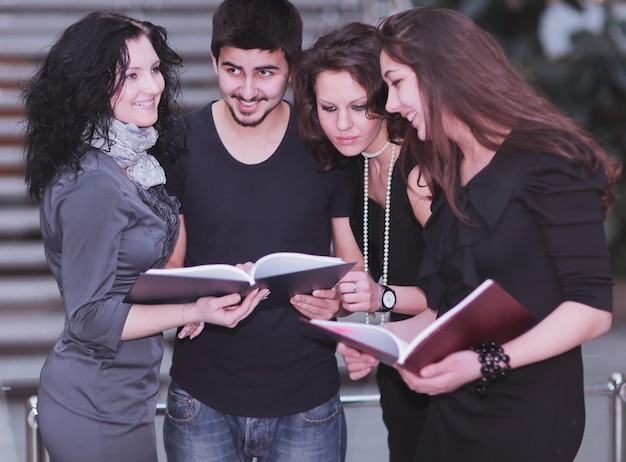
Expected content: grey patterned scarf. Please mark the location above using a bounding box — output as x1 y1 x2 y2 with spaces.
91 119 165 189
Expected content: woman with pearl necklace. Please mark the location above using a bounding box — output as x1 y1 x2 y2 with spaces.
291 22 432 462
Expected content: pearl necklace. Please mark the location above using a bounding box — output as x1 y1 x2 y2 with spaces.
362 141 396 324
362 140 390 159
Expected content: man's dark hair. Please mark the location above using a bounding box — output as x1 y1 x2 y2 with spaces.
211 0 303 64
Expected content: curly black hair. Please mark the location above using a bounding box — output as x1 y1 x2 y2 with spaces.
22 11 185 200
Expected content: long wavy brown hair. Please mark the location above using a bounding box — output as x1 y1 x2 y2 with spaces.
377 7 621 218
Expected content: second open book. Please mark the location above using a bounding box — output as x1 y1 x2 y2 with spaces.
308 279 536 372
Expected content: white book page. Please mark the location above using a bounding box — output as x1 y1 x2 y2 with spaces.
310 319 410 365
146 264 252 283
251 252 344 279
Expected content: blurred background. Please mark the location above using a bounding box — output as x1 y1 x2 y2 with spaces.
1 0 626 461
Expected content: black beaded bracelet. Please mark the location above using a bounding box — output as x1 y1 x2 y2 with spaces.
469 341 511 395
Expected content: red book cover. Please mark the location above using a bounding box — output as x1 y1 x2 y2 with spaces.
308 279 536 372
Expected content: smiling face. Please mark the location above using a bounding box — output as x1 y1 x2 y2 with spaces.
314 70 386 157
380 50 428 141
111 35 164 128
213 46 289 127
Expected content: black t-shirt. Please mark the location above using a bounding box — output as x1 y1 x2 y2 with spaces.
165 101 354 417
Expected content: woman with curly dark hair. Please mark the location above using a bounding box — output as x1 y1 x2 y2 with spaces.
291 22 431 462
339 7 621 461
22 12 265 461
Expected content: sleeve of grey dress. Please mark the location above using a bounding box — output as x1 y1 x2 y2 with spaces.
45 169 133 353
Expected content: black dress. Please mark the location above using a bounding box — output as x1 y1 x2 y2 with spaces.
414 140 613 461
349 153 429 462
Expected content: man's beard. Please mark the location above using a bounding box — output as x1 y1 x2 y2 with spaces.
225 95 280 127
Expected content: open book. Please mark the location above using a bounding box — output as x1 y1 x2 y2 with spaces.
125 252 356 304
308 279 536 372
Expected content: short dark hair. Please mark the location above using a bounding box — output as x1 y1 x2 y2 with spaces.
22 11 185 200
291 22 407 170
211 0 302 64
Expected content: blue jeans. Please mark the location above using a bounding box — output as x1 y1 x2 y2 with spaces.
163 381 347 462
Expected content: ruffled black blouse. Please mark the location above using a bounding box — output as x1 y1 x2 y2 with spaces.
418 145 612 320
414 138 613 462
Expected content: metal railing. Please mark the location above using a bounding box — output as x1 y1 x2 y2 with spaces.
25 374 626 462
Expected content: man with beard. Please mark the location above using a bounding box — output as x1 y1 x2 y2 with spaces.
162 1 362 461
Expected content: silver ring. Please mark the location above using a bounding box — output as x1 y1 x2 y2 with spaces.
352 282 358 293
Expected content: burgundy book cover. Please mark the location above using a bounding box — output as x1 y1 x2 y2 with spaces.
400 279 536 371
308 280 536 372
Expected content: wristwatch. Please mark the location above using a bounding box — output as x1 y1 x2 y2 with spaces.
378 285 396 312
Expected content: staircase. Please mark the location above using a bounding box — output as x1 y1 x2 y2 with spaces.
0 0 363 393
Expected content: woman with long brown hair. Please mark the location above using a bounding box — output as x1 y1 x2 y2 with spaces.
339 7 620 461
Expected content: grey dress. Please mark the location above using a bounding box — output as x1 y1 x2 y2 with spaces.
37 150 179 462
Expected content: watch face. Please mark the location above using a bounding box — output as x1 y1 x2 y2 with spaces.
382 290 396 309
